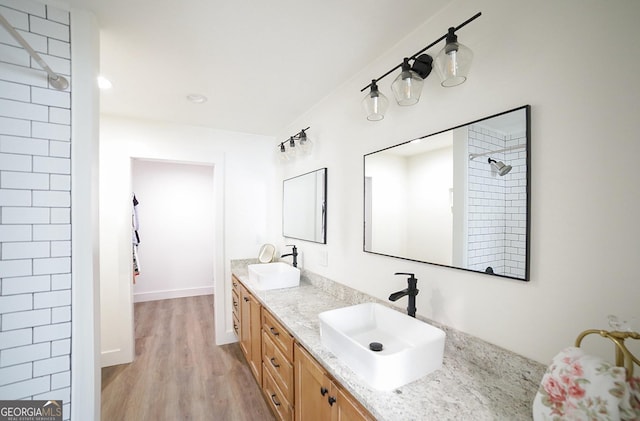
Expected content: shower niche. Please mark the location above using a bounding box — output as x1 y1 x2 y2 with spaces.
363 105 530 281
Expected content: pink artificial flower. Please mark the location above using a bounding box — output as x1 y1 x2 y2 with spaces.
545 377 567 404
568 362 584 377
567 382 586 399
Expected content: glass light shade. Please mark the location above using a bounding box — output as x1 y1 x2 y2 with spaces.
298 132 313 154
362 88 389 121
391 69 423 106
434 41 473 87
278 144 290 162
286 145 297 159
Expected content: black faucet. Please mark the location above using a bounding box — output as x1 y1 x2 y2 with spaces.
388 272 419 318
281 244 298 268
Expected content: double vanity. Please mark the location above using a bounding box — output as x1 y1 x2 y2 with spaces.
231 259 545 420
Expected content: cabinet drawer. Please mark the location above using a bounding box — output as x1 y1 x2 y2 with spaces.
231 289 240 320
262 310 294 361
232 313 240 337
262 331 294 403
263 363 293 421
231 275 241 296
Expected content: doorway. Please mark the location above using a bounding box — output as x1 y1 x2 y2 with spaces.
130 159 215 302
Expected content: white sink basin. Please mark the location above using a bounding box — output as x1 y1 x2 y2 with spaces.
318 302 445 390
247 262 300 290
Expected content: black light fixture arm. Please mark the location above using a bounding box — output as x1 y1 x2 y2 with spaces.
360 12 481 92
277 126 311 148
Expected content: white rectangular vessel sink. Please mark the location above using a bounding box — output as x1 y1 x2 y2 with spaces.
318 302 445 390
247 262 300 290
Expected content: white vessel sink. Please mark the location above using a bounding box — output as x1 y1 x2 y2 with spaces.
318 302 445 390
247 262 300 290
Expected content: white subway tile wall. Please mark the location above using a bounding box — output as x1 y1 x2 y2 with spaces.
0 0 71 418
468 124 527 279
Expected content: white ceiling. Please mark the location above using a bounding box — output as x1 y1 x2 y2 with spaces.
66 0 452 136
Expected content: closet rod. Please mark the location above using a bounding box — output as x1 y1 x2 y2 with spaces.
0 12 69 90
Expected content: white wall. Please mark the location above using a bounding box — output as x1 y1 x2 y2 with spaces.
407 145 453 263
131 160 214 302
365 153 408 255
69 8 101 421
275 0 640 364
99 116 277 366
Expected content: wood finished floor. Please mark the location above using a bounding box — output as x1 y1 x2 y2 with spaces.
101 295 275 421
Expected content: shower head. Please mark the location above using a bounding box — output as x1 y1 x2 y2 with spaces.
488 158 512 176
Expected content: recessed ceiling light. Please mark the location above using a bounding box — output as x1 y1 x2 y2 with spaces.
97 76 112 90
187 94 208 104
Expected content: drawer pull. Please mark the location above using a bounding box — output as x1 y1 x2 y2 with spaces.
233 282 238 287
269 327 280 336
270 357 280 368
233 300 238 308
243 296 249 302
328 396 336 406
270 393 281 407
320 387 328 396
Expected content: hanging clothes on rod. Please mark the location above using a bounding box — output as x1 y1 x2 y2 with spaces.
132 194 141 283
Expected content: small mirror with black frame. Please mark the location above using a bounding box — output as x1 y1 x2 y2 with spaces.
283 168 327 244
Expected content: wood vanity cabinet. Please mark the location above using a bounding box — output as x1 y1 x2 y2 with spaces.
294 344 374 421
262 308 295 421
232 275 373 421
235 276 262 384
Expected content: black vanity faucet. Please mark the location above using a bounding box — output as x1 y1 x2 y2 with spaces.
281 244 298 268
388 272 419 317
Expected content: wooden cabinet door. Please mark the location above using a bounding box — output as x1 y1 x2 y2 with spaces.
248 293 262 384
295 344 374 421
295 344 333 421
239 282 262 384
239 284 251 359
336 388 374 421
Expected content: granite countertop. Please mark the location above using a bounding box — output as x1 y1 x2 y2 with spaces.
232 263 543 420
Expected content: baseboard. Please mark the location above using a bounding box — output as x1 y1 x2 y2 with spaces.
101 348 131 368
217 329 239 346
133 286 214 303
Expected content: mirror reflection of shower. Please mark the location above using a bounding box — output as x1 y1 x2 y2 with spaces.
487 158 512 176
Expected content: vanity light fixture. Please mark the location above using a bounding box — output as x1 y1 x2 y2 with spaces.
362 80 389 121
360 12 481 120
278 127 311 161
298 129 312 154
434 27 474 87
391 58 424 106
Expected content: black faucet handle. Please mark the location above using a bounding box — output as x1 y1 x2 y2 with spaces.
394 272 416 280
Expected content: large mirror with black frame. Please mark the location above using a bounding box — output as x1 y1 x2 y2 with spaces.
364 105 530 281
283 168 327 244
